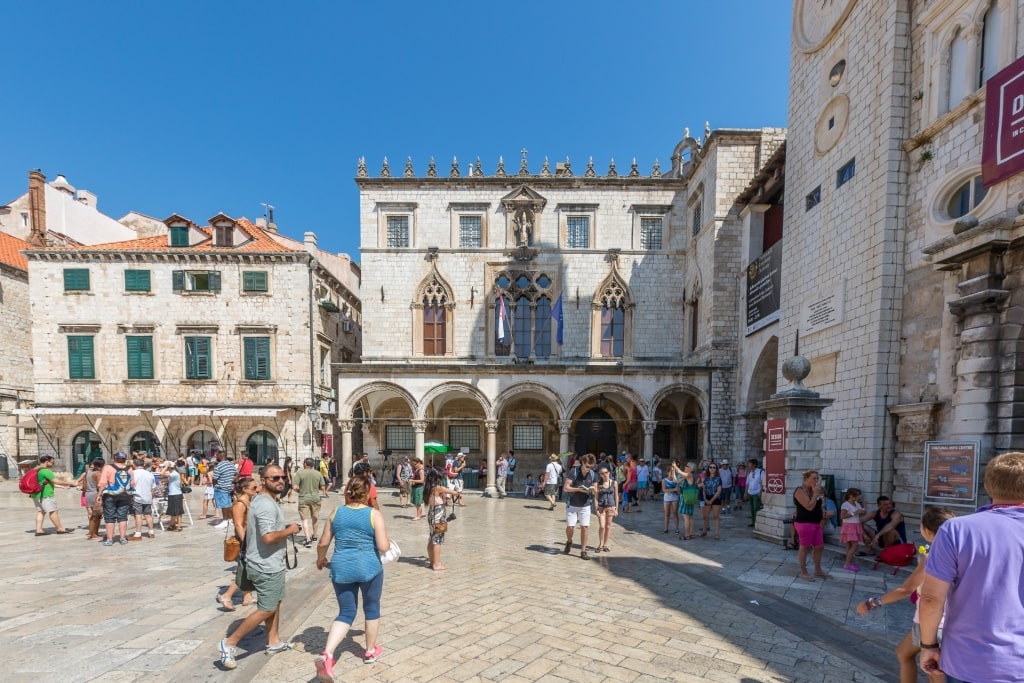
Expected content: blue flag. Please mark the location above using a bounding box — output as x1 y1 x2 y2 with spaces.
551 294 564 345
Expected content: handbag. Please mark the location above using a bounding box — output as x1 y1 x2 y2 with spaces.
224 535 240 562
285 535 298 570
80 493 88 508
432 520 448 534
182 484 193 494
682 483 699 506
380 539 401 564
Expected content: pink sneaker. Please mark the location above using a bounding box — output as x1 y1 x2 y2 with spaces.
315 652 335 682
845 564 860 573
363 644 383 664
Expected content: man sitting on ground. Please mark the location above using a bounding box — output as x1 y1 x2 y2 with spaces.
862 495 907 553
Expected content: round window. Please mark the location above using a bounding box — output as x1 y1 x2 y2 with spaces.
944 175 988 220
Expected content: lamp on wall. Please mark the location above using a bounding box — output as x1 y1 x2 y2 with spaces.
597 394 606 410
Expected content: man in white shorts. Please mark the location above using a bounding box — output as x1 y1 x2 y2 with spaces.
542 454 563 511
563 453 598 560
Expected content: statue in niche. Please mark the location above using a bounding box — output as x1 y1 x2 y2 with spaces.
514 209 534 246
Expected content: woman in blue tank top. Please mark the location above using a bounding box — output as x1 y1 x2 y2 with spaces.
314 476 391 679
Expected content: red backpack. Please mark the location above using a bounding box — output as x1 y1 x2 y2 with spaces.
19 467 42 495
874 543 916 574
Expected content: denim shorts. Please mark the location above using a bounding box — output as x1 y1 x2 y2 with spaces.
102 495 131 523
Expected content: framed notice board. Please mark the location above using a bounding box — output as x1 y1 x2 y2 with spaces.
923 441 980 509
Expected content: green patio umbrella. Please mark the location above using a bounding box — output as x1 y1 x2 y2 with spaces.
423 441 449 468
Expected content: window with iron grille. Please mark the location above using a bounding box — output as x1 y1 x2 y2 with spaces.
459 215 482 248
386 425 415 450
566 216 589 248
512 425 544 450
387 215 410 247
640 216 663 250
448 425 480 450
691 198 703 236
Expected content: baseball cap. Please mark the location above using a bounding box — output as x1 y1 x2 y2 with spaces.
113 451 128 460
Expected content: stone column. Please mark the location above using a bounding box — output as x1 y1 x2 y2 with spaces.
755 356 834 540
642 421 657 461
339 420 354 489
558 420 571 455
412 420 427 464
484 420 498 497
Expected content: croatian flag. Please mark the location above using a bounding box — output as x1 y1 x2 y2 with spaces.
497 295 508 343
551 294 564 345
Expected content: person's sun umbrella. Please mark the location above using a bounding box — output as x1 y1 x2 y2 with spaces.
423 441 450 453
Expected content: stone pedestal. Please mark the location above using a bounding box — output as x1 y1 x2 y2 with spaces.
755 356 833 541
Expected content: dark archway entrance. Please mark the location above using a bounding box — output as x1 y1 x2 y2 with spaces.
574 408 617 456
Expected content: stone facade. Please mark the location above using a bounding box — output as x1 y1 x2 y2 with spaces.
20 215 360 476
340 134 783 488
735 0 1022 531
0 233 34 476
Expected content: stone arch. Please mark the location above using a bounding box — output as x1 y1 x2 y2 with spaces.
342 381 418 420
566 382 649 419
417 382 493 420
746 336 779 408
493 381 565 419
648 383 707 421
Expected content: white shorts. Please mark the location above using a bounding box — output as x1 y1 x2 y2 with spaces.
449 479 464 492
566 505 592 528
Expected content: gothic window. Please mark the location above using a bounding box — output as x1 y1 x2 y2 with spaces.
420 276 450 356
690 188 704 236
944 27 968 113
591 273 632 359
980 1 1003 86
492 271 556 358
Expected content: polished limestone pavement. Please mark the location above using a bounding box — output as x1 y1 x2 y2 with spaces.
0 483 914 682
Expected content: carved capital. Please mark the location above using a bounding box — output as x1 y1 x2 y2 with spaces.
485 420 499 433
642 420 658 436
411 420 429 433
338 420 356 432
558 420 572 435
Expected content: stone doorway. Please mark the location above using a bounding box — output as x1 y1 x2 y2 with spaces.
574 408 617 456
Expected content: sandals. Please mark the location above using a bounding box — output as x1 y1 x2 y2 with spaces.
699 531 708 537
601 546 610 552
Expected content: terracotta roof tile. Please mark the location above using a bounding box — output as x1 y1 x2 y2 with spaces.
44 218 302 254
0 232 30 271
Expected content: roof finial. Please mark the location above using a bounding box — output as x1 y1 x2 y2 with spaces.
403 156 415 178
450 156 461 178
380 157 391 178
426 156 438 178
356 156 368 178
519 148 530 176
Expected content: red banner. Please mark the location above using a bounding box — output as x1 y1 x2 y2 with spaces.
764 419 786 495
983 53 1024 187
321 433 333 457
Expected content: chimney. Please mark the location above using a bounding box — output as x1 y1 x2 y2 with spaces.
255 217 268 228
303 231 318 255
27 169 48 247
51 174 76 196
76 189 97 208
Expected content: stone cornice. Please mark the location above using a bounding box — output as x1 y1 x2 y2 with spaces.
334 361 729 376
355 176 686 190
24 250 314 265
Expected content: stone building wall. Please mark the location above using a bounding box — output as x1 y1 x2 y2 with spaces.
0 264 33 475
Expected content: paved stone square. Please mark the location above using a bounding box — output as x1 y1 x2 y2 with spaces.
0 483 917 682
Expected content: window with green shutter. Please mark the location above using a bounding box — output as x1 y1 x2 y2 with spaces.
126 336 154 379
169 226 189 247
243 337 271 380
124 269 151 292
68 336 95 379
172 270 221 292
63 268 91 291
185 336 212 379
242 271 269 292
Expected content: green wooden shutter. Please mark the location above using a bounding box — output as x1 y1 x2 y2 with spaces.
209 271 222 291
63 268 90 291
244 337 270 380
127 336 154 379
172 270 185 291
68 336 95 379
124 269 151 292
185 336 211 379
243 271 268 292
170 226 189 247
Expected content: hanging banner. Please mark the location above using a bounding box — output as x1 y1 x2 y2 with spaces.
764 418 786 494
745 241 782 336
983 53 1024 187
321 433 334 457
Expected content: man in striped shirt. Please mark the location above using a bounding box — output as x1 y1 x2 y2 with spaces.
211 451 237 530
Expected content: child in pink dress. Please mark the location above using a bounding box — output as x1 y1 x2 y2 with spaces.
840 488 865 572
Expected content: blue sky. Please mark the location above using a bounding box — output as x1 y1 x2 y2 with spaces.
1 2 792 259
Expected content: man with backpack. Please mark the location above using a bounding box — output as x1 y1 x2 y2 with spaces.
97 451 136 546
395 455 412 508
542 454 563 511
25 455 74 536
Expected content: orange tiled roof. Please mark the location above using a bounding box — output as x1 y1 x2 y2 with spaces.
0 231 30 271
52 218 302 254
